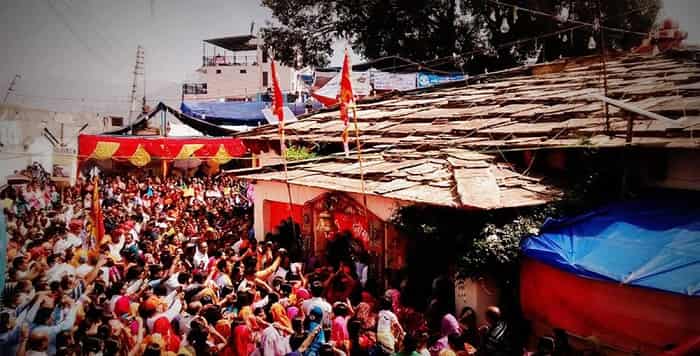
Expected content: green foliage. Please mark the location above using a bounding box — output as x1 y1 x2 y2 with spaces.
285 146 317 161
261 0 660 70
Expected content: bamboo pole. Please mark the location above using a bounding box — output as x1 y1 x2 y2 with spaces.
351 105 370 223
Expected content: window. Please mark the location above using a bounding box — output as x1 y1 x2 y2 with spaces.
216 69 222 74
182 83 208 95
240 69 247 74
262 48 268 63
262 71 269 87
110 116 124 126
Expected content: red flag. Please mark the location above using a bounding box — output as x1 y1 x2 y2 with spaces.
91 176 105 247
339 49 354 156
270 58 286 152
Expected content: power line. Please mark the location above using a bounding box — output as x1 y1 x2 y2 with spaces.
43 0 121 72
486 0 648 36
367 1 656 74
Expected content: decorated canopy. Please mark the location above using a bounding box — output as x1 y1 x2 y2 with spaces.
78 135 247 167
79 102 248 168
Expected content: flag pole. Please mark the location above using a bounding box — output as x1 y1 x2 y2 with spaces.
271 56 297 241
351 105 369 224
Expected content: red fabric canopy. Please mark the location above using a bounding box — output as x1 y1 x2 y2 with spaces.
78 134 247 165
521 258 700 354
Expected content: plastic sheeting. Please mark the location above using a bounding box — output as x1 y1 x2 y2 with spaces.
522 194 700 296
181 101 309 126
521 258 700 354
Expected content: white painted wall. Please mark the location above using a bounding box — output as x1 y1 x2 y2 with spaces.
455 277 501 328
250 180 409 240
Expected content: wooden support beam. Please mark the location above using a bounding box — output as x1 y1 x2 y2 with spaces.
589 93 680 126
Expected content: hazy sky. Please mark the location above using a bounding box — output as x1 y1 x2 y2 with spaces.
0 0 698 116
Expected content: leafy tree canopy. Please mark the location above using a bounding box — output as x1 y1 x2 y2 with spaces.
261 0 660 71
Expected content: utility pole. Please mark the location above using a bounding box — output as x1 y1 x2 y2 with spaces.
128 45 145 134
142 46 147 113
3 74 21 104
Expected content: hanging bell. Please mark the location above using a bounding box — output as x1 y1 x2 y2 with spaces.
513 6 519 23
500 18 510 33
489 8 496 22
562 33 568 43
588 35 597 49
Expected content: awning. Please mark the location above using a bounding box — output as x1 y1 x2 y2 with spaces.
78 135 247 167
181 101 310 126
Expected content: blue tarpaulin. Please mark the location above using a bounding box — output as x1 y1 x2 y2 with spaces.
522 193 700 296
181 101 310 126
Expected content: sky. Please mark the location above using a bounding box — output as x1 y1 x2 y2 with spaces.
0 0 698 116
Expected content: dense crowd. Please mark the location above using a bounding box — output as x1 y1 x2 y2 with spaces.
0 164 537 356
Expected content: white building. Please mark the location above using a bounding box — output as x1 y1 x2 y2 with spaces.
0 104 122 184
183 35 300 102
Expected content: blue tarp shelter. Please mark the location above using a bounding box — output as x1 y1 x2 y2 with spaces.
523 193 700 296
181 101 310 126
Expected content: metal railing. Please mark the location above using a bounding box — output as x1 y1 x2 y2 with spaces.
202 55 259 67
182 83 208 95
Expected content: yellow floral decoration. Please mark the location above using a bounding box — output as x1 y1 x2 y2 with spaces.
128 144 151 167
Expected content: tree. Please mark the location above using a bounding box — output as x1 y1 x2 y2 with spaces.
260 0 660 71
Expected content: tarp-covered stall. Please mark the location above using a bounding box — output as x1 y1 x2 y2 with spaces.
181 101 309 126
521 194 700 354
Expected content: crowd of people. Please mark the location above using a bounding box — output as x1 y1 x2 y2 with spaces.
0 164 544 356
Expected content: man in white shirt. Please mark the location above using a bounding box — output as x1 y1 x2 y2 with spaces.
300 280 332 328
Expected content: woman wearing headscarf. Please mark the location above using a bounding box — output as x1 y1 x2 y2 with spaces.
231 318 254 356
300 306 325 356
429 314 461 356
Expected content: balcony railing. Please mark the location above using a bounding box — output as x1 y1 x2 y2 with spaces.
203 55 259 67
182 83 208 95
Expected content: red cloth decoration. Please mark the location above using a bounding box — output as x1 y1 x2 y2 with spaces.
270 57 287 152
338 49 354 156
78 134 247 164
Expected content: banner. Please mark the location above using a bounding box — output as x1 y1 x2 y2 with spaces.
52 146 77 184
371 70 417 91
416 72 466 88
312 71 372 106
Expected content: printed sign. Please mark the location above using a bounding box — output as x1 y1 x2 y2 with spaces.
371 70 417 91
416 72 466 88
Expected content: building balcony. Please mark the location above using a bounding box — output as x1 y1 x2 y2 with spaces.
182 83 208 95
202 55 260 67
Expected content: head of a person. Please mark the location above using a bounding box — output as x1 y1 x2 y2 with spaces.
537 336 556 355
332 302 349 318
401 333 419 353
142 342 162 356
308 306 323 326
485 305 501 325
379 296 393 311
459 306 477 331
319 343 335 356
447 333 464 351
310 280 324 298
